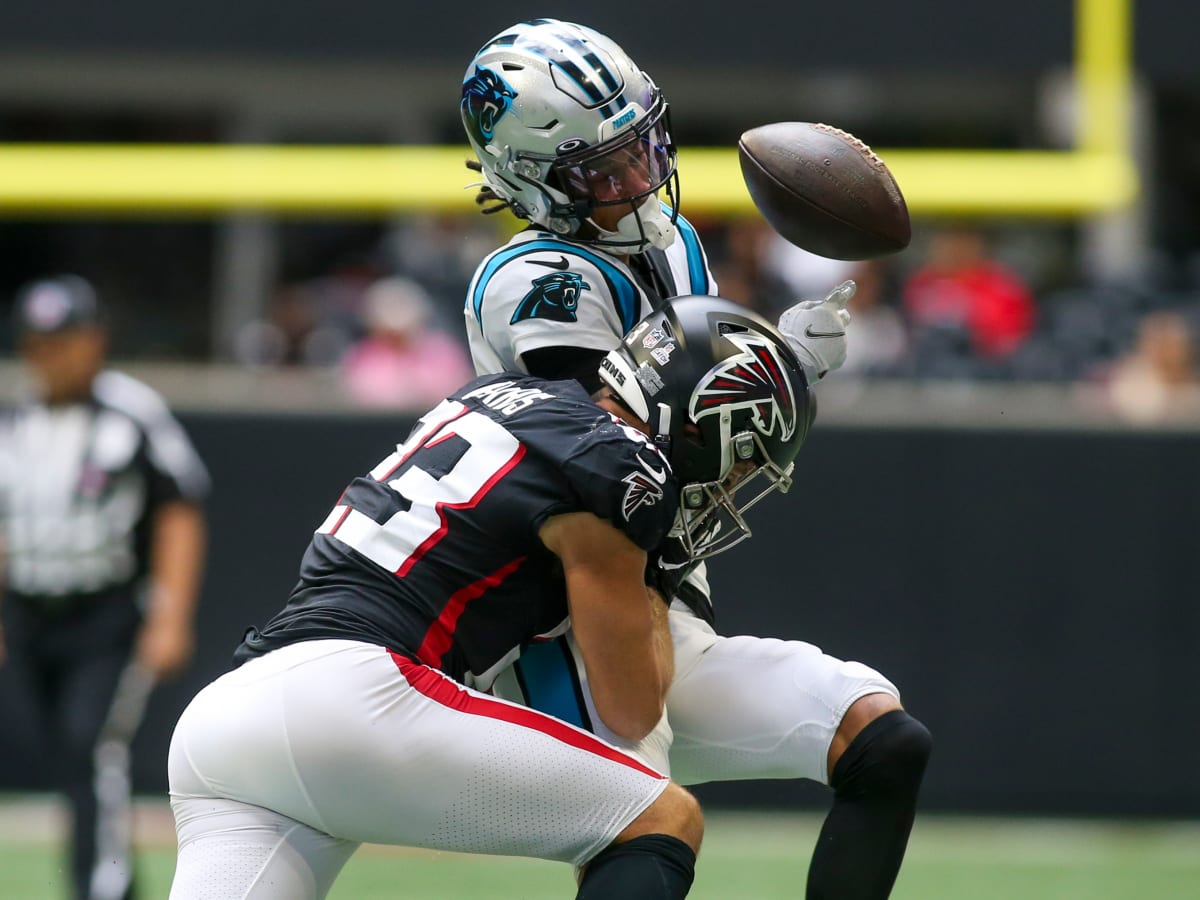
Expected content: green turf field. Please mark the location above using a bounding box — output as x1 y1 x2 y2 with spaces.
2 799 1198 899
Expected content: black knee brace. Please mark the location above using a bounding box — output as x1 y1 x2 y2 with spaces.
576 833 696 900
808 709 932 900
831 708 933 800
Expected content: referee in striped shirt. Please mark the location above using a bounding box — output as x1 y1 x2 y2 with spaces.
0 276 209 900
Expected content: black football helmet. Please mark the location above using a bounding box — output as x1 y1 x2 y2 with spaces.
598 296 815 559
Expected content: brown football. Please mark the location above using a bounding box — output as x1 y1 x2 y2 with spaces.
737 121 911 260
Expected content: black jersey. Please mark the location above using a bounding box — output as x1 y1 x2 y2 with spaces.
235 374 678 688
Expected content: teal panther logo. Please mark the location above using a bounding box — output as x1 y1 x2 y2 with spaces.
462 67 517 146
512 272 590 324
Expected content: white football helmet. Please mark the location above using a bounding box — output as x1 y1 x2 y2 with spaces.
461 19 680 254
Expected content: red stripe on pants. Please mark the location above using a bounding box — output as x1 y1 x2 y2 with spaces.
389 651 664 780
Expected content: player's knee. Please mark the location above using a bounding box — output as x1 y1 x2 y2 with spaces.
651 783 703 852
666 784 704 851
828 691 902 776
831 709 932 802
578 833 697 899
620 782 703 853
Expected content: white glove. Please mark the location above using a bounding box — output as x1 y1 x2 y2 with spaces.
776 280 856 383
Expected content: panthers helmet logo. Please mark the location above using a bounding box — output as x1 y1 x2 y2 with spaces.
511 272 590 324
461 66 518 146
689 332 798 441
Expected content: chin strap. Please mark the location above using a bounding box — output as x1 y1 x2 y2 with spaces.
590 197 678 254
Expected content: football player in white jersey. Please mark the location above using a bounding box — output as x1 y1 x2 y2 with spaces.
461 20 931 899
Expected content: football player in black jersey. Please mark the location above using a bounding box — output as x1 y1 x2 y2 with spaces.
167 297 810 900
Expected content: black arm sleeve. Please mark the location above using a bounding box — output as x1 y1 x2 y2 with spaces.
521 347 608 393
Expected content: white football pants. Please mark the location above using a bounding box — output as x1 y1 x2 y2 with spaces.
167 639 668 899
494 601 900 785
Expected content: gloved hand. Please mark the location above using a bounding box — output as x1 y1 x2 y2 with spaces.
776 279 856 383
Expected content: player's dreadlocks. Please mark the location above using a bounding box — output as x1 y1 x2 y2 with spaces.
465 159 513 215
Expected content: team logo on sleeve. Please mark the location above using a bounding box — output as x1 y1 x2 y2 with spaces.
511 272 590 324
689 333 797 440
621 446 669 520
461 66 517 146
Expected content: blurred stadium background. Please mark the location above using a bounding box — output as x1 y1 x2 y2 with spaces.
3 1 1200 897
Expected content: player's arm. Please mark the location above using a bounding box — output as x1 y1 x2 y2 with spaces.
539 510 673 741
137 499 207 679
521 346 609 393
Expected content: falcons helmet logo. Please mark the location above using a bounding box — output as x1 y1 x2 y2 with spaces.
621 446 669 520
689 331 797 440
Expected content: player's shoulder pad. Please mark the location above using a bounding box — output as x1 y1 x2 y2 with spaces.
664 206 714 297
563 413 679 552
454 373 566 420
468 233 642 335
454 373 677 550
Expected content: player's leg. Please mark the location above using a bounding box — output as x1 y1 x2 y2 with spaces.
170 797 358 900
662 612 891 782
169 639 699 898
664 613 930 899
168 781 698 900
806 692 931 900
472 639 698 899
576 782 701 899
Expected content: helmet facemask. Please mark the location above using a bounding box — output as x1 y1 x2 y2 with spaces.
547 96 680 253
674 430 795 560
599 297 813 564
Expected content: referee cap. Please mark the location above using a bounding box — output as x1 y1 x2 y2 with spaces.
15 275 105 334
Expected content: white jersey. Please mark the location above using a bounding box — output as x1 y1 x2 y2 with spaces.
465 215 717 376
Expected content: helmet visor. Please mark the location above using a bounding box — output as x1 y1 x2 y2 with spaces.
552 104 676 209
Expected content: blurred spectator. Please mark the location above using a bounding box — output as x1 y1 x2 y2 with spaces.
706 217 876 324
707 217 792 315
902 224 1036 362
0 275 209 900
234 278 363 369
1101 310 1200 423
383 213 509 323
340 277 473 409
763 234 860 311
840 259 910 378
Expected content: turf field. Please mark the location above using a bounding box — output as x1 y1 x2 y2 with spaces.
2 797 1198 899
